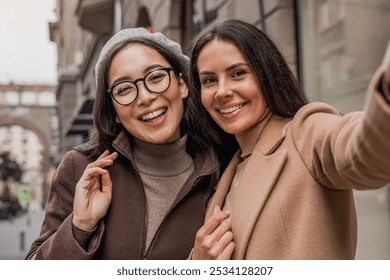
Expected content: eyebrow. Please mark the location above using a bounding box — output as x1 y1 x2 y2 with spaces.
110 63 168 86
199 62 250 76
143 64 167 74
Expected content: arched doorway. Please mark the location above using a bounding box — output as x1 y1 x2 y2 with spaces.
0 124 45 210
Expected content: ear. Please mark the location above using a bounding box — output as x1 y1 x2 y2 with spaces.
178 74 189 99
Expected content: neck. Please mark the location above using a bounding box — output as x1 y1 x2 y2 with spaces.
235 109 272 157
133 134 193 176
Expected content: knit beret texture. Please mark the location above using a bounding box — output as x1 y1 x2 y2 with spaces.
95 27 190 85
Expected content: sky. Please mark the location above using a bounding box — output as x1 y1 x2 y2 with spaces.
0 0 57 85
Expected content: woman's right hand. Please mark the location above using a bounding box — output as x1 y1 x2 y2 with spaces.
72 150 118 231
192 205 235 260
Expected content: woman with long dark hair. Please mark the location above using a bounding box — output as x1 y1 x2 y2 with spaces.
26 28 229 259
190 19 390 260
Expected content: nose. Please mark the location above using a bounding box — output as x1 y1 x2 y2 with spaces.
136 81 157 106
214 78 233 100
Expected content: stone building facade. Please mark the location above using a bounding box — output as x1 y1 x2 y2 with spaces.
0 83 57 205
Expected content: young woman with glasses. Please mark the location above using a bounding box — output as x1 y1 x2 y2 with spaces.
26 28 235 260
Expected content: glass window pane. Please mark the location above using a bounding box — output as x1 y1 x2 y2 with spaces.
4 91 19 105
21 91 36 105
38 91 56 106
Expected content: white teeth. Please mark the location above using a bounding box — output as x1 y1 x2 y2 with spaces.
141 108 166 121
219 104 243 114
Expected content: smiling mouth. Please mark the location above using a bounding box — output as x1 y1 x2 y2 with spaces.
218 104 244 114
140 108 167 122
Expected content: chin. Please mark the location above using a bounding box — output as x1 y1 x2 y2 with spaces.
151 133 179 144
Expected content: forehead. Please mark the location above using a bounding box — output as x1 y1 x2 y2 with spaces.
198 38 246 68
108 43 170 83
112 42 168 65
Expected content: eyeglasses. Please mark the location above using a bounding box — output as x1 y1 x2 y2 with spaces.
107 67 173 105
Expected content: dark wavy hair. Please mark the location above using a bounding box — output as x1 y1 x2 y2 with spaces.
190 19 309 119
83 38 216 159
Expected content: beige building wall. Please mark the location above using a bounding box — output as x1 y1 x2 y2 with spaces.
191 0 299 75
300 0 390 259
50 0 93 155
301 0 390 113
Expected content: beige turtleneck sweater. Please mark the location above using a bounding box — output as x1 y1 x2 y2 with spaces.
133 135 194 250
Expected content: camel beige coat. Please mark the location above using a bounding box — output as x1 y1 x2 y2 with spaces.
206 70 390 259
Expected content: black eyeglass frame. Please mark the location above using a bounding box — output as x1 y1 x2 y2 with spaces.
107 67 174 106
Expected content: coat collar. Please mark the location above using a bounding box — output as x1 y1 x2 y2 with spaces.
206 114 291 259
112 130 135 160
112 129 220 179
113 129 220 214
256 114 291 155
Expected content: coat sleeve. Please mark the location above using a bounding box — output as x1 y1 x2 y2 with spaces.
25 150 105 259
292 68 390 190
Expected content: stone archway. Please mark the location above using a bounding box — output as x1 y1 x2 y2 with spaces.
0 118 50 152
0 120 52 208
0 83 58 206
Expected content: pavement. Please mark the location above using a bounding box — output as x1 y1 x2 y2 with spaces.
0 203 44 260
354 186 390 259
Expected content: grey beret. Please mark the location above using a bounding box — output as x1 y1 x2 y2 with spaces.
95 27 190 86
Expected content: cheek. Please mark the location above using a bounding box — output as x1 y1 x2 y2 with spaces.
113 104 132 123
200 92 212 112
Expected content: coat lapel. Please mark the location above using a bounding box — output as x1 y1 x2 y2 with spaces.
205 114 291 259
232 148 287 259
232 115 290 259
205 150 241 221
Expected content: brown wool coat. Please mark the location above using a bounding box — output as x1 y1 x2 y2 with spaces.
206 69 390 260
26 132 219 260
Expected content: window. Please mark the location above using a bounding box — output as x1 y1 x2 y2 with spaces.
38 91 56 106
21 91 37 105
320 1 330 29
4 91 19 106
338 0 345 19
51 116 59 130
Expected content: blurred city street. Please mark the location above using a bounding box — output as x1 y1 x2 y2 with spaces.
354 186 390 259
0 203 44 260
